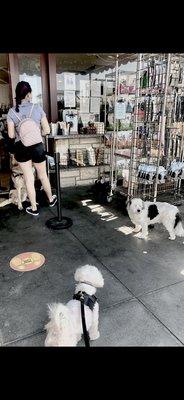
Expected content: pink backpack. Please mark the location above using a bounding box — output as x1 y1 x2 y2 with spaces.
11 104 42 147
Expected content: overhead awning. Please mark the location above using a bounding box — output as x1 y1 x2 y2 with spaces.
17 53 138 76
56 53 138 74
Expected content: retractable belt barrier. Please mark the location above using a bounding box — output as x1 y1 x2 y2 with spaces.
45 152 73 230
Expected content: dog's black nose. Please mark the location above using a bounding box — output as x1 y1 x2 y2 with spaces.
137 209 141 213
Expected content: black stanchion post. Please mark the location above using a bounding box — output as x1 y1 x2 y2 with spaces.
55 152 62 222
45 135 50 178
45 152 73 230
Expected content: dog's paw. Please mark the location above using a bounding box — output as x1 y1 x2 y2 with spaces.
133 227 141 233
90 331 100 341
169 236 176 241
134 232 148 239
18 205 23 210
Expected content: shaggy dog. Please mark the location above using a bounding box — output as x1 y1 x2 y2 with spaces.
0 155 36 210
127 197 184 240
44 264 104 347
11 165 28 210
0 164 27 210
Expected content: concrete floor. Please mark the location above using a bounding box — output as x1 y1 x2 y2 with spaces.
1 186 184 347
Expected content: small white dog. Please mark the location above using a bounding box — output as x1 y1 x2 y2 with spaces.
44 264 104 347
127 197 184 240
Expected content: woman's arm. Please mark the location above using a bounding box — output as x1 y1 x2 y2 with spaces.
7 121 15 139
41 115 50 136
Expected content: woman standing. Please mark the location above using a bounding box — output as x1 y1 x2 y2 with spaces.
7 81 57 216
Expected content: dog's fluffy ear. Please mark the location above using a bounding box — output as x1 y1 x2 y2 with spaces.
74 265 104 288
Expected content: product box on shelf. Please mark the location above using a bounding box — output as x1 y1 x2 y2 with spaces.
94 122 104 135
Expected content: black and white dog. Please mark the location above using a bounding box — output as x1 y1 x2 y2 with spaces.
127 198 184 240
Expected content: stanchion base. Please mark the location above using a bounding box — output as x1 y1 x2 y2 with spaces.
45 216 73 230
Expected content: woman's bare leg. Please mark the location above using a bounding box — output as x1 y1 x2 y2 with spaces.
18 160 37 211
33 161 53 202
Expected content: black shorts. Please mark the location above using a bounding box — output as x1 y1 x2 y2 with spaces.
14 141 46 163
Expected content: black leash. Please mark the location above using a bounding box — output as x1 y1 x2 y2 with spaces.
80 298 90 347
73 290 97 348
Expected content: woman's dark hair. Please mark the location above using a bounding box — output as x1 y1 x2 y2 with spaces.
15 81 32 112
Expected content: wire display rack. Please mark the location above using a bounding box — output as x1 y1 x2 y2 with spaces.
164 54 184 201
103 55 136 201
105 53 184 204
127 53 171 201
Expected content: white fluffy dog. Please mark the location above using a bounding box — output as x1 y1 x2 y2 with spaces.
0 167 27 210
11 165 28 210
127 197 184 240
44 264 104 347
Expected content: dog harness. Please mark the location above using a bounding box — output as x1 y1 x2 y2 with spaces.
12 172 24 178
12 173 23 178
73 289 98 347
73 291 97 311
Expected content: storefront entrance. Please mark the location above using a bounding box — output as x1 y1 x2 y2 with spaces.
0 53 53 193
0 53 137 194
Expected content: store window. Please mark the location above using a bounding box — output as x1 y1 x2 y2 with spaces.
55 54 137 135
17 54 43 106
56 53 117 135
104 61 137 132
50 54 138 187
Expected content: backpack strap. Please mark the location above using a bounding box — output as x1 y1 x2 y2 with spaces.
10 108 22 122
11 103 34 120
29 103 34 118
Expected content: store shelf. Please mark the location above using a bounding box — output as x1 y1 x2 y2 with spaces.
114 152 131 158
105 130 133 134
0 190 9 195
49 134 104 140
49 164 110 173
114 186 128 195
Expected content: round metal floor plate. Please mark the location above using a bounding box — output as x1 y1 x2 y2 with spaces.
10 252 45 272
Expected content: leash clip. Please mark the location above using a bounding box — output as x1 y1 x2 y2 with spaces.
79 291 84 300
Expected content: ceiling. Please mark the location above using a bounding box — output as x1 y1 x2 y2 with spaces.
0 54 9 84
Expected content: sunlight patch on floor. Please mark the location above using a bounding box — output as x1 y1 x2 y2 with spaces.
81 199 93 206
115 226 134 235
88 204 101 210
81 200 118 222
100 212 111 217
91 206 105 213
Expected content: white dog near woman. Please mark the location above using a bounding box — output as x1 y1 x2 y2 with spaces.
127 197 184 240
